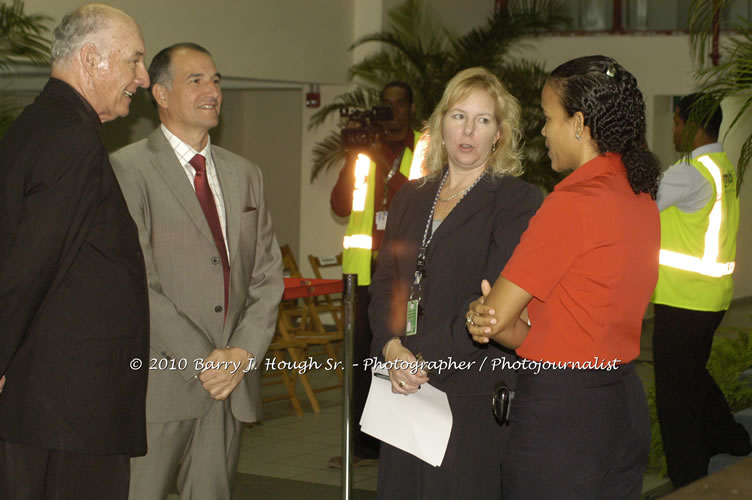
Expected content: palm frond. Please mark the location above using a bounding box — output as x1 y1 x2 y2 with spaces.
688 16 752 190
307 87 376 131
0 1 51 138
449 0 568 68
349 51 417 89
738 133 752 193
310 132 346 182
0 0 52 71
496 58 562 192
688 0 734 66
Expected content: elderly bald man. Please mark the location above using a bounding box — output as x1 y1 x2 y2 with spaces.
0 4 150 498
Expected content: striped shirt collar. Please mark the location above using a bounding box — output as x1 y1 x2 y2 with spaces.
160 123 213 166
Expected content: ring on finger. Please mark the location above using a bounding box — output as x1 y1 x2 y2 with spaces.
466 313 476 327
399 380 406 388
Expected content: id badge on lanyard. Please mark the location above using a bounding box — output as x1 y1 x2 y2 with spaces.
406 246 427 337
405 171 449 337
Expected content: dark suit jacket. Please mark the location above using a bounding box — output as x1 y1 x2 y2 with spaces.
369 171 543 396
0 78 150 456
110 127 283 424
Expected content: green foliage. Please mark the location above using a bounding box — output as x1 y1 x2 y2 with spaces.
687 0 752 192
0 0 51 70
308 0 569 191
0 0 52 138
707 330 752 410
647 327 752 476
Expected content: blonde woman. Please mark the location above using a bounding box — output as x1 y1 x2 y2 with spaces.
368 67 542 499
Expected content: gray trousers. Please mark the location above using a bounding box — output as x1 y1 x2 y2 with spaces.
128 399 243 500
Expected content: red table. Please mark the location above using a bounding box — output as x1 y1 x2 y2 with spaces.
283 277 344 300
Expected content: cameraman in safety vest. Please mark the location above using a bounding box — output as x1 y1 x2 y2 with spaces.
329 81 420 467
652 93 750 488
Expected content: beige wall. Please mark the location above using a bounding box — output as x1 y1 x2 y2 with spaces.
382 0 491 35
220 89 303 257
299 84 353 278
25 0 355 83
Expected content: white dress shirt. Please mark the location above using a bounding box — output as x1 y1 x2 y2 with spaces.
161 123 229 258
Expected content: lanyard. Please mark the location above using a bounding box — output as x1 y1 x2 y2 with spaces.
406 168 484 337
410 169 485 295
382 148 406 211
410 170 449 296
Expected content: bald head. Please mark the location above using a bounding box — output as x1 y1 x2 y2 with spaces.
49 3 149 123
51 3 136 69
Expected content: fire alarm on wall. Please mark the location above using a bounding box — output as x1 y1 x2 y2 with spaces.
306 84 321 108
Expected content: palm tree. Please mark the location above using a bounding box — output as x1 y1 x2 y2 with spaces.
308 0 569 192
0 0 52 137
686 0 751 191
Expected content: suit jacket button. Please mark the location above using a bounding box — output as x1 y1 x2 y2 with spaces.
211 256 220 265
215 305 223 313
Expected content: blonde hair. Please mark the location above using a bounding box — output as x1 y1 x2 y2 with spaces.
423 67 523 179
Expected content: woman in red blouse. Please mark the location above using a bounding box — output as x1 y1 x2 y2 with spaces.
467 56 662 499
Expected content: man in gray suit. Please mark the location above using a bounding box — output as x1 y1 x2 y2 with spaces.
111 42 283 499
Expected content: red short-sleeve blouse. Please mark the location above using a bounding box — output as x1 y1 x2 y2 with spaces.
502 153 660 364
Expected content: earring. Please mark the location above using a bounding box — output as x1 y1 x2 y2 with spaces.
575 132 581 141
492 142 496 153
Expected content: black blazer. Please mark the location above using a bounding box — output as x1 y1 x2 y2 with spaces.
369 170 543 396
0 78 150 456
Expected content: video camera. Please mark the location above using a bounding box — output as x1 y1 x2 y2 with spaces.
340 106 393 150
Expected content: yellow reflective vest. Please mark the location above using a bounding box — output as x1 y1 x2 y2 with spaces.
342 130 422 286
652 151 739 311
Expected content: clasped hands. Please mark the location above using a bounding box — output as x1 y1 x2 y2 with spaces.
197 346 252 401
466 279 501 344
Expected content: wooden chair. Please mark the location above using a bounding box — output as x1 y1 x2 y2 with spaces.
307 253 344 332
273 245 343 412
261 334 310 416
280 244 303 279
261 335 308 417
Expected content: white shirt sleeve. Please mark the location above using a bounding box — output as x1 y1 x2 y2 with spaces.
656 163 714 213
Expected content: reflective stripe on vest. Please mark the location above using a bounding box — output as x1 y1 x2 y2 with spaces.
341 131 424 285
343 234 372 250
351 153 371 212
658 155 735 277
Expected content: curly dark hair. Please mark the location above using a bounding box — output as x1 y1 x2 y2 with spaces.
547 55 661 198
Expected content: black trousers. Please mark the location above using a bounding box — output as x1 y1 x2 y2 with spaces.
353 284 380 459
0 439 130 500
653 304 751 488
502 363 650 500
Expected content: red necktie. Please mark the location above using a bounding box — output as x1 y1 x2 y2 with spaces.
189 154 229 316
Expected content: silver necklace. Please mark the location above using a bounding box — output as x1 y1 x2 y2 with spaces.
438 171 485 202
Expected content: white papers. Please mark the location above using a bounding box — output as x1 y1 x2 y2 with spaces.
359 369 453 467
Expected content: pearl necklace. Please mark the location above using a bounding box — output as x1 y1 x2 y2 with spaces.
438 171 485 202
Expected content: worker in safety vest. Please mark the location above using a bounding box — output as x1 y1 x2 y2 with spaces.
329 81 421 467
652 93 750 488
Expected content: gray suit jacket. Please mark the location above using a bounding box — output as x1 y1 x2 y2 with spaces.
111 127 283 423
